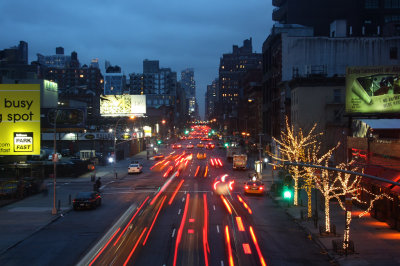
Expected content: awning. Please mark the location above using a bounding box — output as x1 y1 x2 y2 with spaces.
360 119 400 130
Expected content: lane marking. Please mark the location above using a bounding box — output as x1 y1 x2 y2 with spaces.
221 261 224 266
172 228 176 238
182 197 185 202
216 225 220 233
213 205 216 211
178 209 181 215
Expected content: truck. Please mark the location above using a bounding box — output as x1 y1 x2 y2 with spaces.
233 154 247 170
226 146 241 161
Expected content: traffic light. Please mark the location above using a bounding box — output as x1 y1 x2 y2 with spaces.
224 143 229 148
283 186 292 199
157 140 162 145
185 130 189 135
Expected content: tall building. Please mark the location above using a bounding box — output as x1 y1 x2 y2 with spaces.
272 0 400 37
181 68 196 118
218 38 262 133
37 47 71 69
129 60 176 109
104 62 126 95
0 41 36 81
205 78 218 121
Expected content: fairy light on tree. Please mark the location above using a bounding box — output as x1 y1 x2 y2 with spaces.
270 117 321 206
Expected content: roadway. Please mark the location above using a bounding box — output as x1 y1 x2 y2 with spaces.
0 139 334 266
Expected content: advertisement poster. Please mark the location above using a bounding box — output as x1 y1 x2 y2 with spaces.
0 84 41 155
346 66 400 114
100 95 146 116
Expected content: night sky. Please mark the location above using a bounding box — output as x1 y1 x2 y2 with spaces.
0 0 273 118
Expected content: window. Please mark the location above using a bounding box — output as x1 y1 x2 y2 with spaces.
333 89 341 103
365 0 379 8
385 0 400 8
390 47 398 59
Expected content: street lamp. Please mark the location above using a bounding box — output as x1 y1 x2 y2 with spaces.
113 116 134 178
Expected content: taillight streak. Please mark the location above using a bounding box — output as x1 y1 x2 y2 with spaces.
195 166 200 177
150 160 165 170
236 216 245 231
237 195 253 214
249 226 267 266
114 196 149 246
89 227 121 266
210 158 215 166
203 193 209 266
122 227 147 266
204 166 208 178
225 226 234 266
173 193 190 266
229 180 234 191
160 160 170 170
163 166 173 177
143 196 166 246
169 179 184 205
217 158 223 167
221 195 232 214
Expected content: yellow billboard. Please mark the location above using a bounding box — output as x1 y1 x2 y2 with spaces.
346 66 400 114
0 84 41 155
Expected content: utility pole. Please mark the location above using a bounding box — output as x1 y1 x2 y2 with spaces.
51 109 58 215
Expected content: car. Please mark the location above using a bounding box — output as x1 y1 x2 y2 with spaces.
73 191 102 210
153 154 165 160
206 143 215 149
197 152 207 159
48 152 62 161
172 144 182 149
128 163 143 174
186 144 194 149
197 142 204 148
244 179 265 195
213 174 235 195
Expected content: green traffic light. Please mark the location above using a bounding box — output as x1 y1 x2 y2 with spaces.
224 143 229 147
185 130 189 135
283 188 292 199
157 140 162 144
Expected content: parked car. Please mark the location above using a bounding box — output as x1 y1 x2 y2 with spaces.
48 152 62 161
73 191 102 210
128 163 143 174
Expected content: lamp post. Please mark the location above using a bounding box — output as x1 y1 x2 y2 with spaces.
113 116 134 179
51 109 59 215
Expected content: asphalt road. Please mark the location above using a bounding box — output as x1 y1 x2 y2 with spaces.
0 139 334 266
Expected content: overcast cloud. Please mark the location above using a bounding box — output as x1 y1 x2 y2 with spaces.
0 0 273 119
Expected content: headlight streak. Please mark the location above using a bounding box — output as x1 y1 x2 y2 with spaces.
114 196 149 246
225 226 235 266
150 172 177 205
173 193 190 266
249 226 267 266
168 179 185 205
237 195 253 215
89 227 121 266
122 227 147 266
142 196 167 246
203 193 210 266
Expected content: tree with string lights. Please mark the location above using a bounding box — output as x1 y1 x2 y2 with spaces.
270 117 321 206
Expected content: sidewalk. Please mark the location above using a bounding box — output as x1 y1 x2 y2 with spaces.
262 165 400 265
0 151 147 256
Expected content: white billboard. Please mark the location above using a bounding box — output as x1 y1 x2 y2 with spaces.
100 95 146 116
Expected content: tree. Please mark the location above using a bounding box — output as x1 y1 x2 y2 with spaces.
271 117 321 206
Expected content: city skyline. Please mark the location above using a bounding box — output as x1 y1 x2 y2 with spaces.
0 0 273 119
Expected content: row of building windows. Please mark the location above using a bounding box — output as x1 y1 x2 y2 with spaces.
365 0 400 8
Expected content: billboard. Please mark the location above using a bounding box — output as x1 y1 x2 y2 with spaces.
100 95 146 116
41 108 86 129
346 66 400 114
0 84 41 155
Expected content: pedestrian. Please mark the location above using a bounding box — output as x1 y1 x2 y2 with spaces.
95 177 102 191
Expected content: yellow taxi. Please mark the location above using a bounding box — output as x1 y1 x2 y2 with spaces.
197 142 204 148
197 152 207 159
244 178 265 195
